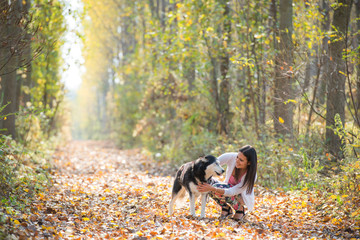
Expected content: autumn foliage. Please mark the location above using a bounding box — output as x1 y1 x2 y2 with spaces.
1 0 360 239
1 141 359 239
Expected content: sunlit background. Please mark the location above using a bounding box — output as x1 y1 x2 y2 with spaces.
61 0 83 93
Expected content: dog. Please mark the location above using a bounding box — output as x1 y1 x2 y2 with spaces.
168 155 225 218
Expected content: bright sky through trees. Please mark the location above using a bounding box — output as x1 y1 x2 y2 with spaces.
61 0 84 92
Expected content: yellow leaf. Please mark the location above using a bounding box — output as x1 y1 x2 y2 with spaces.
24 188 29 193
331 218 339 224
330 195 337 200
101 197 106 201
284 99 297 104
14 220 20 224
339 71 347 76
82 218 90 221
186 19 193 26
4 117 6 120
206 27 214 33
279 117 284 124
223 40 227 48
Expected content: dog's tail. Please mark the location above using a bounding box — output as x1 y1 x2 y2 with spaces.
173 185 186 203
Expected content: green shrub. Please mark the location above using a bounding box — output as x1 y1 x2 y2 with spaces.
155 120 358 200
0 135 51 201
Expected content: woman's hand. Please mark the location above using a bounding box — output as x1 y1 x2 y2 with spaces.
197 183 214 193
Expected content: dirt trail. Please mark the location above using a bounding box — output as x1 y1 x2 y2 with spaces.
11 141 358 239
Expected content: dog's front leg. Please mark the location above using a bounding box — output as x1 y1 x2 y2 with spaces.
200 194 207 218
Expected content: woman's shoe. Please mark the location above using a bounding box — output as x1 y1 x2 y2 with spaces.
233 208 245 221
219 207 233 219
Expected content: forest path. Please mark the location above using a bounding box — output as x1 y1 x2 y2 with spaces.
15 141 358 239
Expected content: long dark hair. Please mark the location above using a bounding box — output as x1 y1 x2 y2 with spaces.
234 145 257 194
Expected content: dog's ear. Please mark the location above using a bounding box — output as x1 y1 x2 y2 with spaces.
193 158 206 177
204 155 216 162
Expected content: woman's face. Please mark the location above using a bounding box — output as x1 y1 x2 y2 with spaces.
236 152 249 169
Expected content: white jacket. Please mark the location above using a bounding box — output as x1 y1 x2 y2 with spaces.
218 152 256 211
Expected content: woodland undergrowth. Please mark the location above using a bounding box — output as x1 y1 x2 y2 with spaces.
0 141 359 239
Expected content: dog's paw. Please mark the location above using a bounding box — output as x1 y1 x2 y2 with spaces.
186 215 197 220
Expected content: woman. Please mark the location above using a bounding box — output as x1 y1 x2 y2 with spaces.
197 145 257 220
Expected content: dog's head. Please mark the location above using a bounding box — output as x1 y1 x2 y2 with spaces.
197 155 225 181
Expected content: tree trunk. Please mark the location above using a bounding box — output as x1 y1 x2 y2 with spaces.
184 57 195 94
306 57 322 135
356 0 360 123
274 0 294 137
265 0 277 127
160 0 166 29
253 40 264 127
208 50 220 124
325 0 352 158
218 0 231 135
318 0 331 105
22 0 32 106
0 1 22 139
203 26 220 133
149 0 157 19
303 54 313 92
0 0 7 108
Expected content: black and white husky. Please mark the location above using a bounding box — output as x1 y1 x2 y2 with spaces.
168 155 225 218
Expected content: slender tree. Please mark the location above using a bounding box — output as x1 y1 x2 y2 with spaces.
356 0 360 123
274 0 294 137
22 0 32 105
317 0 331 105
325 0 353 158
218 0 231 135
0 1 22 138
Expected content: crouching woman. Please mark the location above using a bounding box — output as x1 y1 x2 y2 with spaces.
197 145 257 220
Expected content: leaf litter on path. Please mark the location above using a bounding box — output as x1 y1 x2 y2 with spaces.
4 141 360 239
